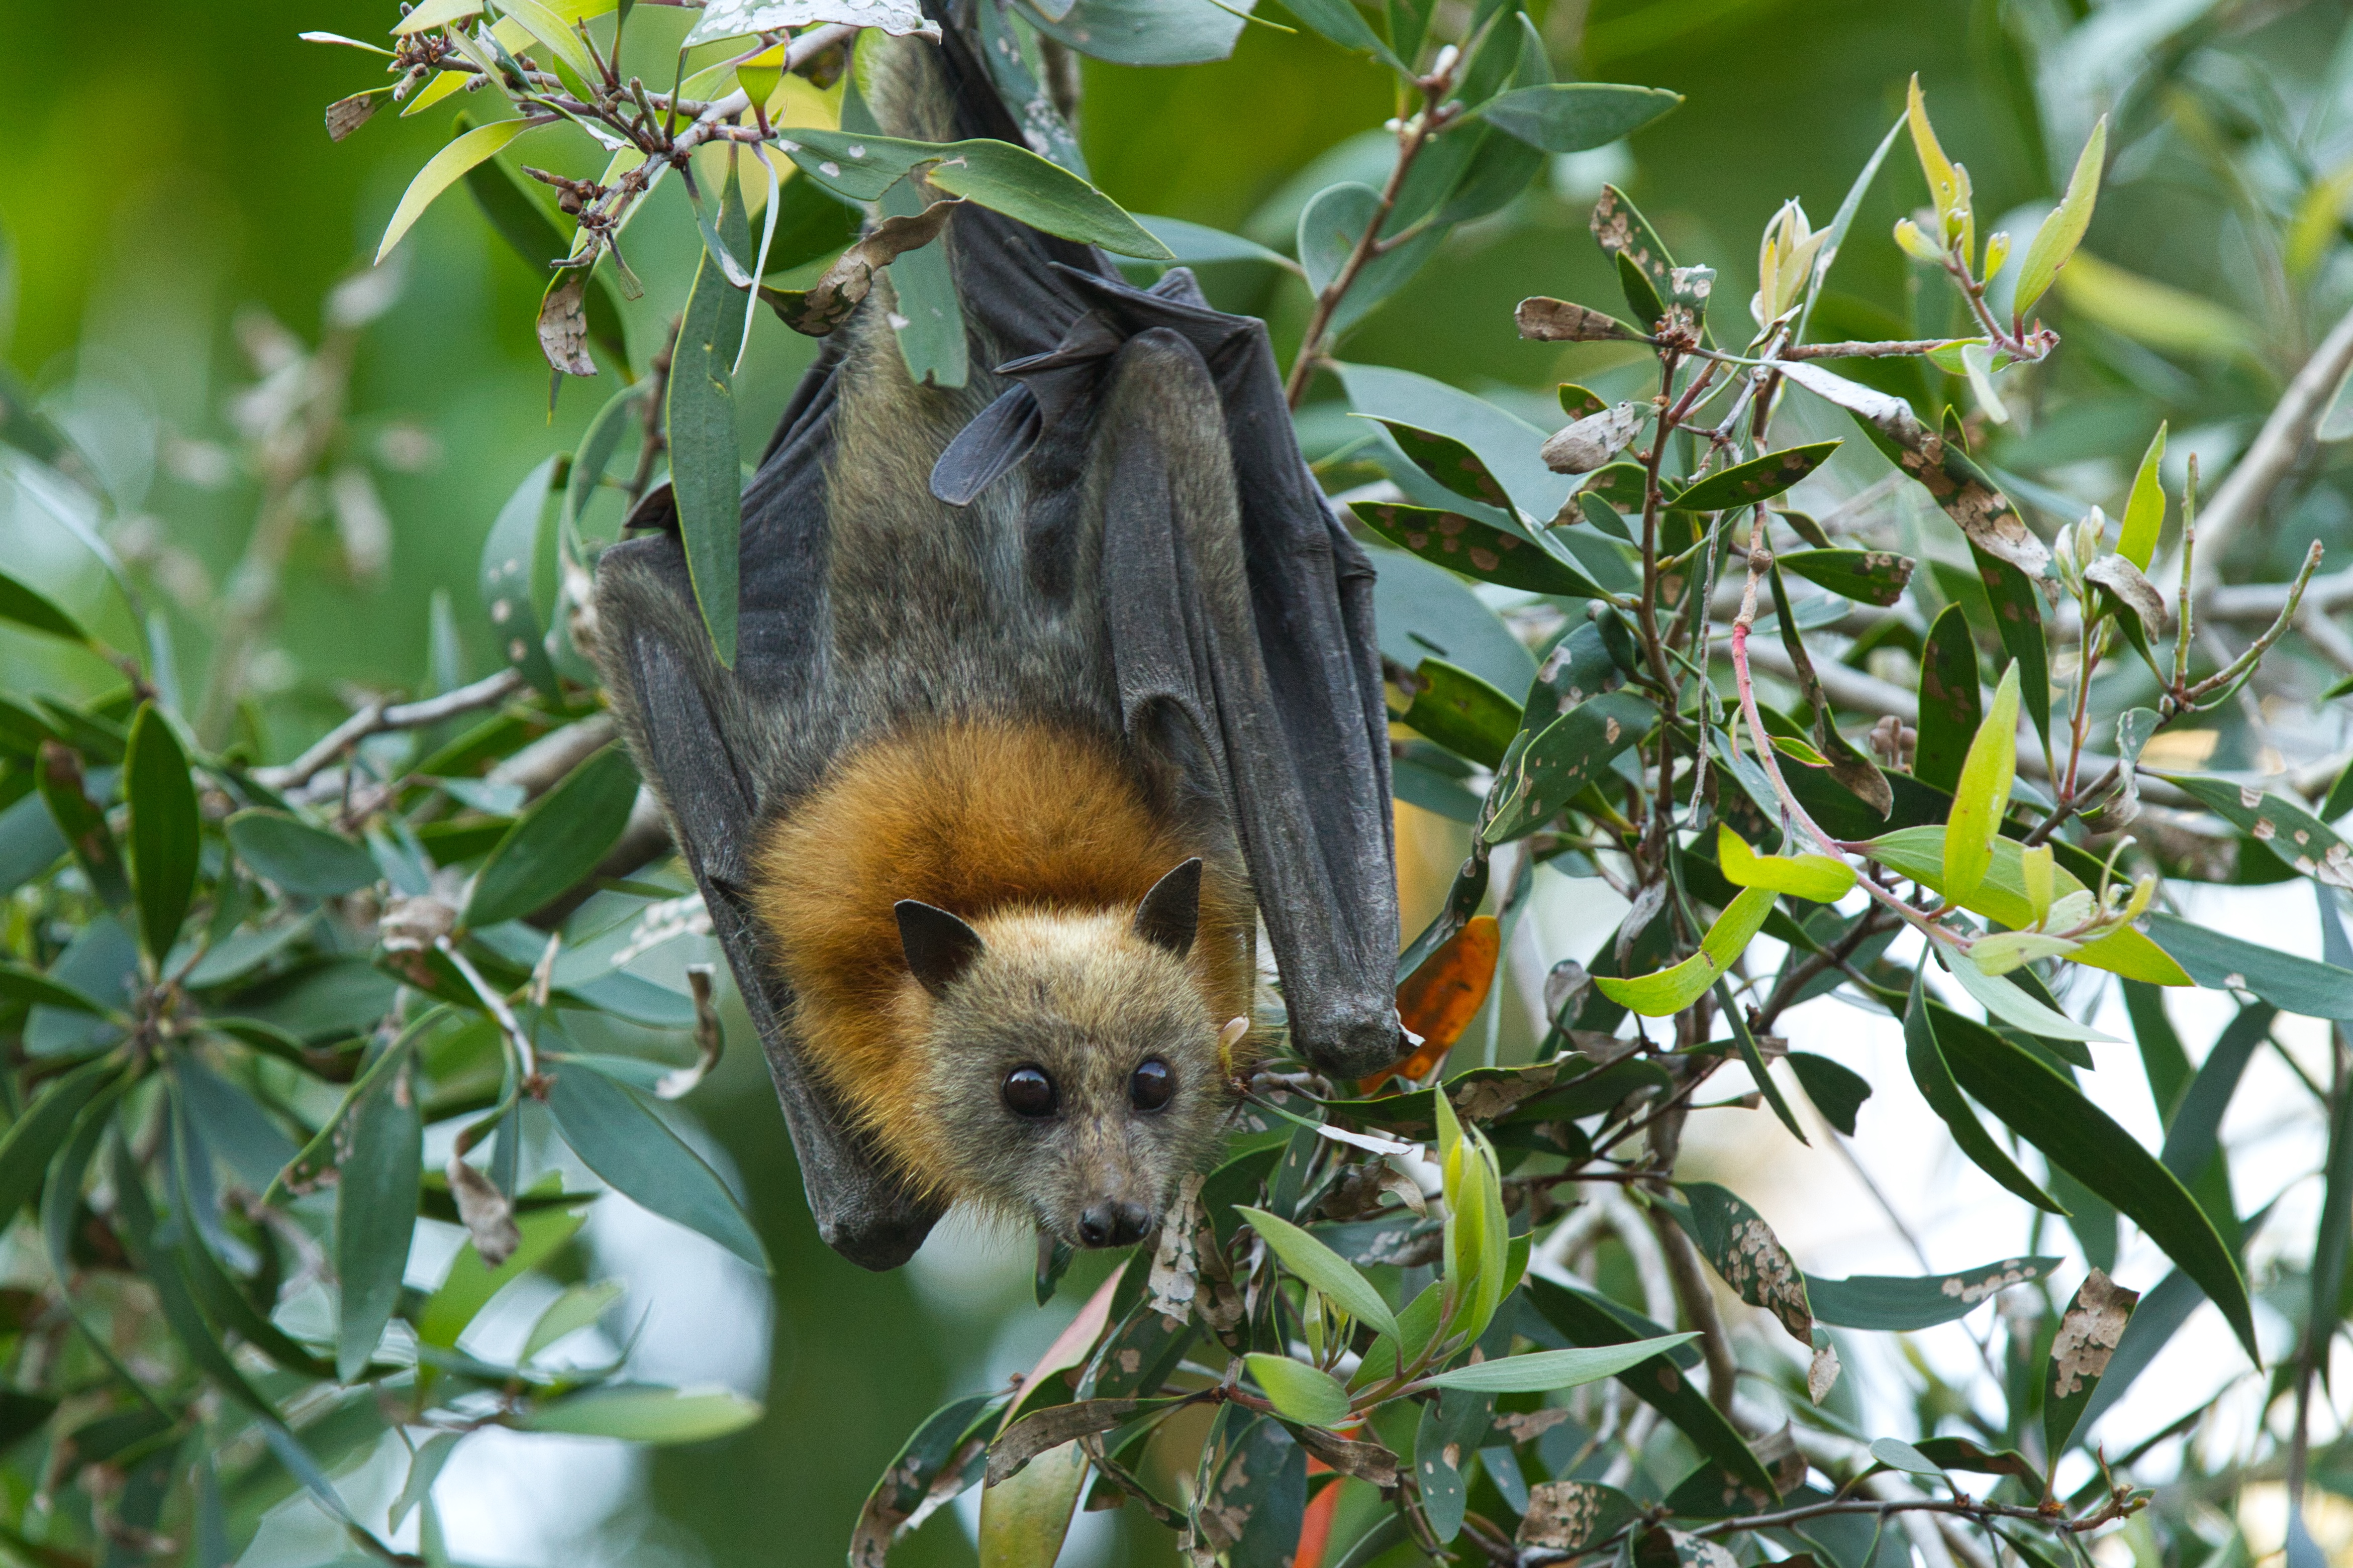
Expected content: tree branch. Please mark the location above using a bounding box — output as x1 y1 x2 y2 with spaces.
255 668 525 790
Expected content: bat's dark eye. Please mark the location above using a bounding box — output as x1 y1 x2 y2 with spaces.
1003 1066 1059 1119
1129 1059 1173 1113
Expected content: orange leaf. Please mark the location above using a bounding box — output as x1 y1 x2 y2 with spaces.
1373 914 1500 1089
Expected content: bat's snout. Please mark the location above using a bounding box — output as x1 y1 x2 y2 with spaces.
1075 1199 1153 1248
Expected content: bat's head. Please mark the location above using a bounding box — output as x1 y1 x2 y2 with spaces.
895 860 1236 1248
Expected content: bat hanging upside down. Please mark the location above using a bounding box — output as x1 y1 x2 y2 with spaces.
592 9 1403 1268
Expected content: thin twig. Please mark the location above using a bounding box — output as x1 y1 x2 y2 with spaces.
254 669 526 790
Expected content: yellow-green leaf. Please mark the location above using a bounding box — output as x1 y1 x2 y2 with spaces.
1593 886 1777 1017
2014 116 2107 316
1943 662 2019 903
499 0 598 83
377 119 532 263
2056 254 2256 361
1906 75 1958 225
394 0 484 33
2020 843 2054 925
1717 823 1855 903
1237 1207 1400 1344
2118 423 2167 572
1861 826 2191 986
1244 1354 1351 1428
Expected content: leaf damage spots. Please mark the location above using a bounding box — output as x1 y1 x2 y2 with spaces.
2050 1269 2136 1399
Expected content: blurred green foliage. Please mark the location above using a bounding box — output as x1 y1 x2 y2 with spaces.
8 0 2353 1563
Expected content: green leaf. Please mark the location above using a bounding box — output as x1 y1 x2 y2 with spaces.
36 742 128 910
377 119 533 263
562 383 649 536
1519 1480 1641 1555
1870 1436 1942 1476
1470 82 1681 152
1913 603 1981 793
2166 774 2353 888
1579 462 1647 512
1280 0 1406 69
1590 184 1674 324
1413 1387 1491 1543
669 163 750 668
1428 1334 1696 1393
2043 1270 2137 1455
782 130 1171 259
522 1280 626 1361
1352 501 1602 598
463 745 640 928
849 1392 1007 1567
1672 1182 1818 1345
1807 1255 2061 1330
2145 912 2353 1018
1776 547 1915 607
419 1200 586 1347
1192 1411 1304 1566
0 1059 118 1225
2117 423 2167 571
1945 949 2116 1042
1019 0 1247 64
1943 661 2019 902
1403 659 1522 770
1593 886 1777 1017
1904 969 2064 1213
1298 182 1445 334
543 1059 768 1271
1236 1205 1399 1342
226 810 379 899
1717 823 1854 902
0 568 90 645
1931 1003 2256 1356
1243 1353 1351 1427
2014 116 2107 317
0 963 105 1014
1523 1275 1775 1495
121 705 199 963
1336 361 1572 523
1372 418 1513 511
1133 215 1298 271
1482 690 1656 844
1671 441 1840 513
480 455 563 698
1788 1051 1870 1135
523 1385 763 1443
336 1053 422 1382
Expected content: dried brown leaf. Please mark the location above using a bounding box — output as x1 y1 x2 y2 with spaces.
537 273 597 377
1516 296 1637 342
1298 1426 1400 1487
326 91 384 142
1542 402 1645 475
760 198 963 337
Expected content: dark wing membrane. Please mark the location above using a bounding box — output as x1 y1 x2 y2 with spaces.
596 367 948 1269
1066 272 1402 1077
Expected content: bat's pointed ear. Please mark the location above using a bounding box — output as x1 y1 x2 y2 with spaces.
896 901 986 998
1134 858 1203 959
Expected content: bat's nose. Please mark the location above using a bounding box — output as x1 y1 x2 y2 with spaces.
1077 1201 1153 1248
